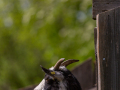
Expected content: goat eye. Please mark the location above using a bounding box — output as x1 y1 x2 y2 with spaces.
50 71 55 75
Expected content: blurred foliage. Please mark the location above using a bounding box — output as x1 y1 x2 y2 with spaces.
0 0 95 89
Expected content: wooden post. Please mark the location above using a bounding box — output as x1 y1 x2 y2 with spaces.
92 0 120 20
93 0 120 90
94 27 98 90
97 7 120 90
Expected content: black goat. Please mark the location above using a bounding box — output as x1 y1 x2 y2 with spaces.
34 58 82 90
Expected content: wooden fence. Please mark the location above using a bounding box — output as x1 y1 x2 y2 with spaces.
93 0 120 90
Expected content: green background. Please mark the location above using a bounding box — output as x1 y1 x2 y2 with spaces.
0 0 95 89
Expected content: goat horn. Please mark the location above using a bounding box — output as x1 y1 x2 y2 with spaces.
54 58 65 70
61 59 79 67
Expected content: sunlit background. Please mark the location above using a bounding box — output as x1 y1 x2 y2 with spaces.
0 0 95 89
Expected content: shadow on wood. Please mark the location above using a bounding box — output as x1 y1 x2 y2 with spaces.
72 58 95 90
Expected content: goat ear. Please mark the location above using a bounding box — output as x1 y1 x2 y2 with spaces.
40 65 56 76
40 65 51 74
40 65 64 81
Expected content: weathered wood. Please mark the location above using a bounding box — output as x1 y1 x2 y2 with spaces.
89 86 97 90
72 58 94 90
94 28 97 63
97 6 120 90
92 2 120 19
94 27 98 89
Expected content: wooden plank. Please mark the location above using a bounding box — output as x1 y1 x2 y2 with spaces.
94 27 98 89
94 27 97 62
71 58 94 90
94 27 97 52
92 2 120 19
97 6 120 90
89 86 97 90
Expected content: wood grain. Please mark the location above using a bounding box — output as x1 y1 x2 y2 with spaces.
97 6 120 90
92 2 120 19
72 58 93 90
94 27 98 90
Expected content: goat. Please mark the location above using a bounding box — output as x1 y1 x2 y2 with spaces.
34 58 82 90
